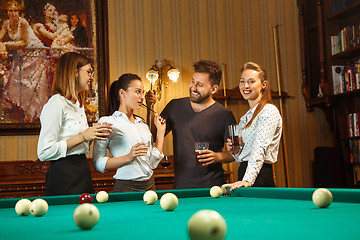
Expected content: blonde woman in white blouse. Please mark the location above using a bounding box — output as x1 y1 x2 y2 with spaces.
37 52 112 195
228 62 282 190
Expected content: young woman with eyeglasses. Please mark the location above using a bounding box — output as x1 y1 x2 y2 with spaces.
37 52 113 196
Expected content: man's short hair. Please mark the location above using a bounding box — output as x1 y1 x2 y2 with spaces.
193 60 222 86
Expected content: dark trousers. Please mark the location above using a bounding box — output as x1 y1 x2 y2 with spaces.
113 175 155 192
46 154 94 196
237 161 275 187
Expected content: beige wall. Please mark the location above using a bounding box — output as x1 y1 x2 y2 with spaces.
0 0 334 188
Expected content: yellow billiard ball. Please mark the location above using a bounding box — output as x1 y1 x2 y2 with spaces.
73 203 100 230
312 188 333 208
188 209 227 240
30 199 48 217
210 186 222 198
143 190 158 205
96 191 109 203
160 193 178 211
15 199 32 216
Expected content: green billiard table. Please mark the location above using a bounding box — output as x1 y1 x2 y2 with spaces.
1 187 360 240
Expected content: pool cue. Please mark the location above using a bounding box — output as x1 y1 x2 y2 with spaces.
221 63 234 183
270 24 290 187
146 82 155 131
142 103 158 114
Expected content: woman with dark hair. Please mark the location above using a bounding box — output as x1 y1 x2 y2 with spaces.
37 52 112 195
33 3 59 47
93 74 166 192
69 14 88 48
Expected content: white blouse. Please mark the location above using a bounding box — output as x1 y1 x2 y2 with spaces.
235 103 282 185
92 111 164 181
37 94 89 161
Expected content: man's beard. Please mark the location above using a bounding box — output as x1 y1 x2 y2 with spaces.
189 89 211 103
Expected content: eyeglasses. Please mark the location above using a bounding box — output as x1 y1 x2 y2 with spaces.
80 69 94 78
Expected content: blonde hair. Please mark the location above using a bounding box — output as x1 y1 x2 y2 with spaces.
51 52 91 107
240 62 272 128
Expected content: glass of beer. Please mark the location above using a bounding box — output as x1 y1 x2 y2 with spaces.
195 142 209 167
141 140 151 154
228 124 241 147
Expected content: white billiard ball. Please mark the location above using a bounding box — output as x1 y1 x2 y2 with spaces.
312 188 333 208
188 210 227 240
96 191 109 203
210 186 222 198
73 203 100 230
15 199 32 216
30 199 48 217
160 193 178 211
143 190 158 205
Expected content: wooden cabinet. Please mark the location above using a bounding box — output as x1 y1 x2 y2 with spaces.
0 158 232 198
0 159 175 198
298 0 360 187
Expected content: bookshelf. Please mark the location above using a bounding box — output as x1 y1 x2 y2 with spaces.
298 0 360 187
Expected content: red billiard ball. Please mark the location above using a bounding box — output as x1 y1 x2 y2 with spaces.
79 193 93 204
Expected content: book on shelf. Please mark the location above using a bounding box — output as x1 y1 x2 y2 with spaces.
331 23 360 56
332 63 360 94
345 65 352 91
347 112 360 138
349 139 360 165
355 112 359 137
349 113 354 138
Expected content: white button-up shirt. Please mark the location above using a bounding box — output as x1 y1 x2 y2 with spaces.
235 103 282 185
37 94 89 161
92 111 164 181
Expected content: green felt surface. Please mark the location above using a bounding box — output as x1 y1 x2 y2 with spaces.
1 188 360 240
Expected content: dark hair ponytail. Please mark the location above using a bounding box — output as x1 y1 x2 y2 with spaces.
108 73 141 115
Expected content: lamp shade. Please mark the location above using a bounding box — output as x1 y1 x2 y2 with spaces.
167 68 180 82
146 69 159 85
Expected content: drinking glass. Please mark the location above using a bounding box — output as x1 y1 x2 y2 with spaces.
228 124 241 147
195 142 209 167
160 156 171 173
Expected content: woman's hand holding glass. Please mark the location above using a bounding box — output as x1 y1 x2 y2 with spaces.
128 142 149 161
81 123 114 141
226 137 243 155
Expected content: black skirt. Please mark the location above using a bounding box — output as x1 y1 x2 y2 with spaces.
46 154 94 196
237 161 275 187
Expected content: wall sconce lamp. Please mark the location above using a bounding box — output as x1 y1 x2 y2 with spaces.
146 59 180 101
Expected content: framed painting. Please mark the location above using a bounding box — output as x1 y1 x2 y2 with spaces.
0 0 108 135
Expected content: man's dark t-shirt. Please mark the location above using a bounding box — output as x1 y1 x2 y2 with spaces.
160 97 236 189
